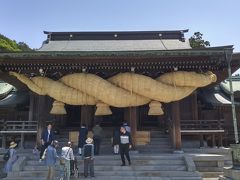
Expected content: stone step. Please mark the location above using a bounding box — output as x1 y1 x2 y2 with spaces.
18 171 61 177
150 134 169 138
147 141 171 145
93 171 201 177
12 170 201 178
26 158 184 166
13 171 202 180
5 176 201 180
137 145 172 148
85 154 184 160
23 165 187 171
138 149 173 153
197 167 223 172
150 137 169 141
200 171 224 178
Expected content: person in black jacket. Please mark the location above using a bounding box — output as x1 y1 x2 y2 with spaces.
78 124 88 155
119 126 132 166
40 123 54 161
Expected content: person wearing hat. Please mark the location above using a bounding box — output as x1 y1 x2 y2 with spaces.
4 141 18 174
45 140 59 180
60 141 74 180
82 137 95 178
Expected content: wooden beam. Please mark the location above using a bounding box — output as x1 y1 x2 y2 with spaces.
171 101 182 150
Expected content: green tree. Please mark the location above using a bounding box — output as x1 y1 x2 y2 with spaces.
189 32 210 48
17 42 33 51
0 34 21 52
0 34 33 52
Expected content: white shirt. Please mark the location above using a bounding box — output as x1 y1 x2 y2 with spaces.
61 147 74 160
120 135 130 144
47 130 50 142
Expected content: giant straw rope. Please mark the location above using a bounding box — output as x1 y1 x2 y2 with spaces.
9 71 216 115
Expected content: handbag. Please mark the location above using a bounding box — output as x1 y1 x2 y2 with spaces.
60 157 65 165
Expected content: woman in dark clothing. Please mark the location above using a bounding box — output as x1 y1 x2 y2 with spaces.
78 124 88 155
119 126 132 166
112 127 120 154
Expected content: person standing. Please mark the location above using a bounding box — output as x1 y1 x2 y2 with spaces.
92 123 103 155
4 141 18 174
40 123 54 161
45 140 58 180
82 138 95 178
119 126 132 166
78 123 88 155
61 141 74 180
112 126 120 154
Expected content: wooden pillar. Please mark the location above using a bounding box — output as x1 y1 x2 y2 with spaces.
124 107 137 147
28 92 34 122
2 134 6 148
36 95 47 145
124 108 129 124
191 91 198 120
81 106 94 128
171 101 182 150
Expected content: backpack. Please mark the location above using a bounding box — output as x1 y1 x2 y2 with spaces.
3 149 10 161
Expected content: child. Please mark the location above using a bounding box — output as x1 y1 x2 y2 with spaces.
82 137 94 178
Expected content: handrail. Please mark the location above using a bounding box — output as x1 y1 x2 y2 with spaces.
181 119 224 130
0 120 38 131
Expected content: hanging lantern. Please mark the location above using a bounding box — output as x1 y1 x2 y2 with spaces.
95 102 112 116
148 101 164 115
50 101 66 115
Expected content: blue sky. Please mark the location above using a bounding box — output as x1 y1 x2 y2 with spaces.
0 0 239 51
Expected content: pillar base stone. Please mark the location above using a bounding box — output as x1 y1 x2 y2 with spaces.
219 167 240 180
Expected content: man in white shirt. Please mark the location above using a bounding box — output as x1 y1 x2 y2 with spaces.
61 142 74 180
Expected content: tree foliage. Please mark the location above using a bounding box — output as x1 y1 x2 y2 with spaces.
0 34 33 52
189 32 210 49
17 42 32 51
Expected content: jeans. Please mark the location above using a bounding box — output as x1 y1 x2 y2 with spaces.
84 158 94 177
60 160 71 180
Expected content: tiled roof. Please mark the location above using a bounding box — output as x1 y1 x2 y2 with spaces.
38 39 191 51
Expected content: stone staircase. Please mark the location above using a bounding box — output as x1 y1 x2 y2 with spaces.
3 128 203 179
4 153 202 180
56 128 173 154
137 130 173 153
